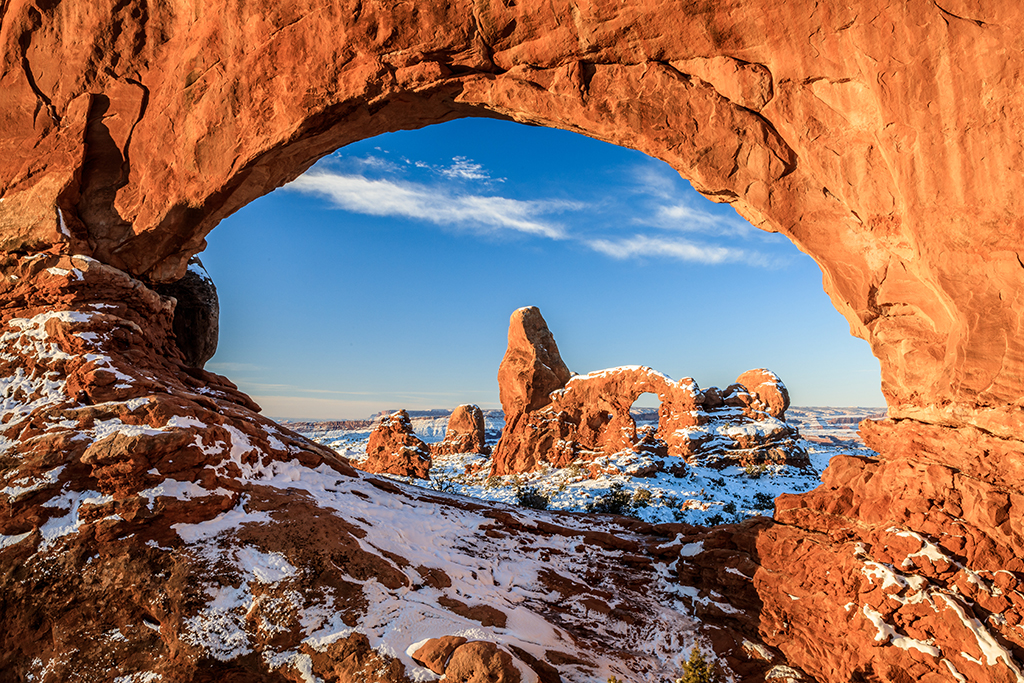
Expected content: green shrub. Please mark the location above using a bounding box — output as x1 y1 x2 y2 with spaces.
704 513 724 526
514 484 550 510
676 648 718 683
752 492 775 510
743 460 767 479
587 482 634 515
631 487 653 508
429 474 458 493
722 501 737 514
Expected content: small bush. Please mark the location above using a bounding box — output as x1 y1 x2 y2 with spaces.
515 484 550 510
676 648 719 683
565 462 587 479
722 501 737 514
704 513 724 526
429 474 458 493
743 460 767 479
752 492 775 510
631 487 653 508
587 482 634 516
483 476 502 489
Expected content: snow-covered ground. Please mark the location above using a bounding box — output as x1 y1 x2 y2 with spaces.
287 407 883 527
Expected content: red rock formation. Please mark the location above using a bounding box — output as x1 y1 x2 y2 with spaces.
444 641 521 683
412 636 468 674
2 1 1024 681
431 404 489 456
497 307 571 415
359 410 432 479
735 368 789 420
0 259 797 682
491 309 804 475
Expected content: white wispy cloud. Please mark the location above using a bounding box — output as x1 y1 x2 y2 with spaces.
288 171 571 239
586 234 769 266
412 156 504 183
628 164 751 236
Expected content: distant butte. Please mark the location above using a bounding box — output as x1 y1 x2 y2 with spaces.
1 1 1024 681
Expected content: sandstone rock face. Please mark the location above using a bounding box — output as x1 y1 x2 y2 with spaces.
431 404 488 456
3 1 1024 681
497 307 571 416
491 310 804 475
153 256 219 369
735 368 789 420
360 410 432 479
444 641 521 683
412 636 468 675
3 0 1023 443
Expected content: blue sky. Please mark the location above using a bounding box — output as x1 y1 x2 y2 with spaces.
201 118 884 419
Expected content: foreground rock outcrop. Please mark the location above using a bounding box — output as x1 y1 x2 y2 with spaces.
2 0 1024 680
492 307 805 476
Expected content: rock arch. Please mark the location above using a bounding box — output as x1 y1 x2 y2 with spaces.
2 1 1024 681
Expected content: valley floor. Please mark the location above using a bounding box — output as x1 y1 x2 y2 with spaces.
286 406 884 526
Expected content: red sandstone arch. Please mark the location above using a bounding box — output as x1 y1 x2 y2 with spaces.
3 1 1024 681
3 0 1022 442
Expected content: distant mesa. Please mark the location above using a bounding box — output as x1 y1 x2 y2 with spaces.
356 306 806 480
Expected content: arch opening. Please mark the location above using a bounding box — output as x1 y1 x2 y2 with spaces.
196 117 885 527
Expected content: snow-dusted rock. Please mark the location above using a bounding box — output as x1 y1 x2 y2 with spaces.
491 308 806 476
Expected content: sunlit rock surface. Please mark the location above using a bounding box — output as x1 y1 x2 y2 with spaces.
492 307 806 476
2 0 1024 680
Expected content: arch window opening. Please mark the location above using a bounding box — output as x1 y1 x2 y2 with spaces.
200 117 883 525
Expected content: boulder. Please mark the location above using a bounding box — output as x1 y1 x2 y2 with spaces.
412 636 468 675
431 404 488 456
360 410 432 479
445 641 521 683
735 369 790 419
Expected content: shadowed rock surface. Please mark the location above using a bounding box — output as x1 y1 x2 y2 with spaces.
153 257 219 369
2 1 1024 681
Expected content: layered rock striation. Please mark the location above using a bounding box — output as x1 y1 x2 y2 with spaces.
491 307 805 476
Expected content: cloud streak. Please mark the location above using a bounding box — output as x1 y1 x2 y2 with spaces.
291 156 783 268
288 171 570 239
587 234 770 266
